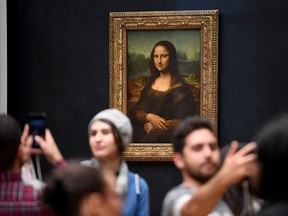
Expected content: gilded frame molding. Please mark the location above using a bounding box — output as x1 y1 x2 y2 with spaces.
109 10 219 161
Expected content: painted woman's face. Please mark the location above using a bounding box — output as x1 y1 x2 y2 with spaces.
89 120 119 160
153 45 170 72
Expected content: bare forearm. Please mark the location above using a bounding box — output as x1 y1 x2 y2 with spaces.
135 110 149 122
181 173 229 216
181 141 257 216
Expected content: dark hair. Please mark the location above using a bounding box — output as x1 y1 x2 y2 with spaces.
254 113 288 200
43 161 107 216
149 40 183 86
0 114 21 172
172 116 214 153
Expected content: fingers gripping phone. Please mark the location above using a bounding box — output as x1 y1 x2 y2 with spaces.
28 112 47 149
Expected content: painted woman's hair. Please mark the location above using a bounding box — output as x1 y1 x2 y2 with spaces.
149 40 182 85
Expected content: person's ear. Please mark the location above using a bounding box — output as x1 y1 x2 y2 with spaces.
173 152 185 169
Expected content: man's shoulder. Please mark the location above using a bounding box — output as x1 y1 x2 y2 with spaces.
162 183 195 209
165 183 195 198
161 184 195 216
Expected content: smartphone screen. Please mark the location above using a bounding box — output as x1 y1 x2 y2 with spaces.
28 112 47 148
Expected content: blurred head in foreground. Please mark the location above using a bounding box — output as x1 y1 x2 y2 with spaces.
43 162 122 216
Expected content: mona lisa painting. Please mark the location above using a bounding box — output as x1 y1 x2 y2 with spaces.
109 10 219 161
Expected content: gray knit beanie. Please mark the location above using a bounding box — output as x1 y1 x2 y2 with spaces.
88 108 133 149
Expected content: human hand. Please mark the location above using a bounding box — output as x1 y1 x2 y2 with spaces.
20 124 34 164
146 113 168 130
34 129 64 165
144 122 155 134
144 121 171 134
218 140 257 187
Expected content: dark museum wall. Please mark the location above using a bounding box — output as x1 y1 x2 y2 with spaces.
7 1 288 215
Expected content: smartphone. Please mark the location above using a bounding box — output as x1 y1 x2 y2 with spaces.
28 112 47 148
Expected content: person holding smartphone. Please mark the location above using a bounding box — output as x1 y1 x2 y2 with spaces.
161 116 258 216
0 113 65 215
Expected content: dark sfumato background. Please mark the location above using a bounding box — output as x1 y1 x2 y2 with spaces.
7 0 288 215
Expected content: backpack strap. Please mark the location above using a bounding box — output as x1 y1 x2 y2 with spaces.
135 173 141 195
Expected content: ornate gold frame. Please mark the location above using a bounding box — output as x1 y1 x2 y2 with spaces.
109 10 219 161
